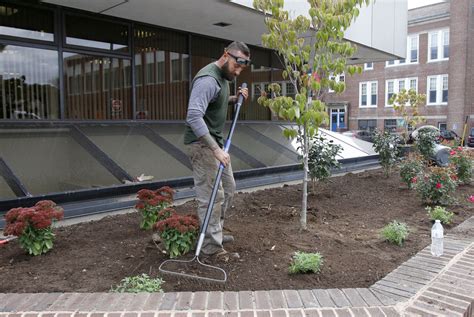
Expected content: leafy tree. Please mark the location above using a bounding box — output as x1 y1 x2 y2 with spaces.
253 0 369 229
388 89 426 144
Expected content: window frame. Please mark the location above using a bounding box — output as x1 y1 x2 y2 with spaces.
359 81 378 108
364 62 373 70
385 77 418 107
426 74 449 105
427 29 449 62
385 34 419 67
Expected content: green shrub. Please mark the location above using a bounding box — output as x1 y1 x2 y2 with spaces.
380 221 409 246
426 206 454 224
415 129 438 161
288 251 323 274
399 155 424 189
308 136 342 188
112 274 164 293
372 130 400 177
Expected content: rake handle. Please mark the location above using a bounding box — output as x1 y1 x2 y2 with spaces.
195 83 247 257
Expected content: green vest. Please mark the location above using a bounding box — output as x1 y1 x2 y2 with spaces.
184 63 230 147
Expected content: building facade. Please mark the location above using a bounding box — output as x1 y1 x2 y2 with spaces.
326 0 474 137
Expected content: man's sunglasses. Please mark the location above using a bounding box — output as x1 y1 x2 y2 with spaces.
227 52 251 66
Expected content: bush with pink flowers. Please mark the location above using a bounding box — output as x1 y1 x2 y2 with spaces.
3 200 64 256
414 166 458 205
135 186 174 230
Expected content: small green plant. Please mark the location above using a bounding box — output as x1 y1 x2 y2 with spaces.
449 147 473 184
380 220 409 246
399 154 424 189
3 200 64 256
415 128 439 162
289 251 323 274
308 135 342 191
154 211 199 258
414 166 458 205
426 206 454 224
136 186 174 230
372 130 400 177
112 273 164 293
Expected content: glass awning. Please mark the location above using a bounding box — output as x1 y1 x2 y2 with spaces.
0 122 375 204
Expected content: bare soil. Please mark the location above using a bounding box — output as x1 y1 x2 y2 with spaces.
0 168 472 293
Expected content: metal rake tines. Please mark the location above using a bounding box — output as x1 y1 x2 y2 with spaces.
158 256 227 283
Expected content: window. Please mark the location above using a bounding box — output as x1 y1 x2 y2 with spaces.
358 119 377 131
170 52 189 82
359 81 377 107
0 3 55 42
438 122 447 131
384 119 397 132
427 75 448 105
364 62 373 70
65 14 129 52
328 73 345 93
386 35 419 67
428 29 449 62
385 78 417 106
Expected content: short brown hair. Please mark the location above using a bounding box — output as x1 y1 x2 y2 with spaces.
226 41 250 57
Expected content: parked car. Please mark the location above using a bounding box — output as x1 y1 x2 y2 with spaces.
342 130 375 143
439 129 460 143
468 127 474 147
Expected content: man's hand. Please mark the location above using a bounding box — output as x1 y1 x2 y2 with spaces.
213 147 230 167
238 86 249 101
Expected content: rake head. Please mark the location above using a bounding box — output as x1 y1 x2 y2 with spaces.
158 256 227 284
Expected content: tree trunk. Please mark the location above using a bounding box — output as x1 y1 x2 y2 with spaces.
300 126 308 230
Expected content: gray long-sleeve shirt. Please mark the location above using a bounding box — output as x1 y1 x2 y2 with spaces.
185 76 221 139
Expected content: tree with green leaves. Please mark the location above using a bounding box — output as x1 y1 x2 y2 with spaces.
388 89 427 145
253 0 369 229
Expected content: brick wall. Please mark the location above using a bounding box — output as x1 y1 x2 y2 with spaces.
325 0 474 135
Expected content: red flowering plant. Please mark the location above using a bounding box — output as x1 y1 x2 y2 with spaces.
3 200 64 256
136 186 174 230
449 147 473 184
414 166 458 205
399 153 424 189
154 211 199 258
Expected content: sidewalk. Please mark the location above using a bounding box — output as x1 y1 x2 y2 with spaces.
1 217 473 317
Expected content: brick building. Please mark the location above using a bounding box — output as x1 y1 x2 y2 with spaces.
325 0 474 138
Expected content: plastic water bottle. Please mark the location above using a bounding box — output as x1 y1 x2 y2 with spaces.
431 220 444 257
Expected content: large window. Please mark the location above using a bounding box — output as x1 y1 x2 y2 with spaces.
385 77 418 106
427 75 448 105
65 14 129 53
0 3 54 42
386 34 419 67
428 29 449 62
384 119 397 132
359 81 377 107
0 45 59 119
358 119 377 131
63 53 132 119
134 25 189 120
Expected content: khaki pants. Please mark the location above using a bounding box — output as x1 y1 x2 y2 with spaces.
185 142 236 255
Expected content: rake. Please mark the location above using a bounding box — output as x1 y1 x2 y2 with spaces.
159 82 247 283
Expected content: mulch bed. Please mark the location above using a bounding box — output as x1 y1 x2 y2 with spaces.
0 168 472 293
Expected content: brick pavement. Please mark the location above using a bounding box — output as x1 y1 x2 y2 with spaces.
1 217 473 317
